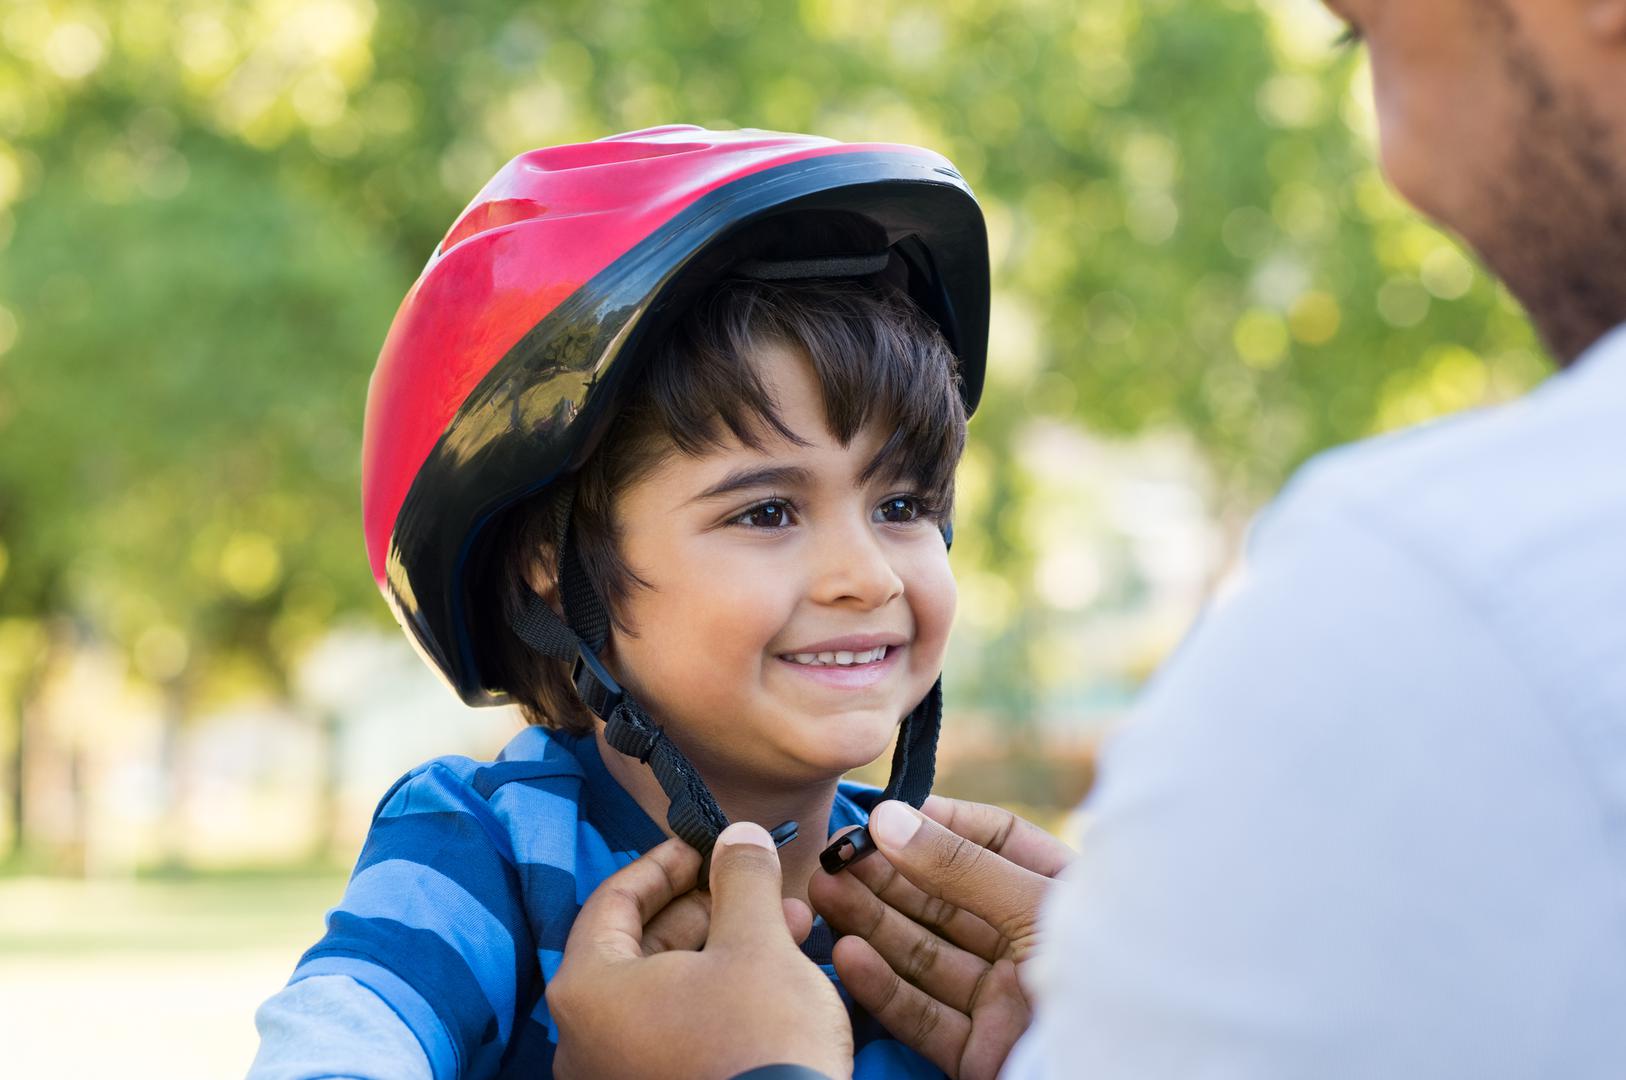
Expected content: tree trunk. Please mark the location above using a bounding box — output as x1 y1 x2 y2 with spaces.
311 705 343 865
153 673 191 873
3 619 59 865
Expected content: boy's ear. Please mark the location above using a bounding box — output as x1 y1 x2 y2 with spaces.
522 551 560 607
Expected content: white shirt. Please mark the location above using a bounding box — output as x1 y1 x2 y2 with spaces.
1007 325 1626 1078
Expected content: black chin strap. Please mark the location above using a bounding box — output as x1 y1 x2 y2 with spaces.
507 483 943 881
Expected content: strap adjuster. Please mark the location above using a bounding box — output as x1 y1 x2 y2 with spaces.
604 706 660 763
571 645 625 720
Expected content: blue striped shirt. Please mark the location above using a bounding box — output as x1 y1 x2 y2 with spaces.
270 724 943 1079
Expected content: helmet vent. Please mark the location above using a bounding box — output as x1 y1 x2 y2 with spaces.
439 198 551 254
524 139 707 172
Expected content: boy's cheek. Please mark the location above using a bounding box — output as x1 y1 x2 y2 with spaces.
907 558 957 667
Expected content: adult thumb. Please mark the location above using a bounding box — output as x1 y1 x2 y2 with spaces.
867 800 1049 954
707 821 795 952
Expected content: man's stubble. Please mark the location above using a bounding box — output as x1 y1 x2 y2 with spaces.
1472 1 1626 363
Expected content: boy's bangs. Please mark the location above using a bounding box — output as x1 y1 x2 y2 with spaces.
637 279 968 511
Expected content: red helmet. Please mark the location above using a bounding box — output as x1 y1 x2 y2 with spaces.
362 125 989 705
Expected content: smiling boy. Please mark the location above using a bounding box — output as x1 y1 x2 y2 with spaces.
556 330 959 906
248 127 987 1079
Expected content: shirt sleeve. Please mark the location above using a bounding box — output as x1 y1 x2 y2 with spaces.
276 762 537 1080
1006 486 1622 1078
247 974 432 1080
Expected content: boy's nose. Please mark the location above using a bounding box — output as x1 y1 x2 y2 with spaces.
807 523 905 609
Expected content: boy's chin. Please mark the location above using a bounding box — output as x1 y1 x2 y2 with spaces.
790 712 903 775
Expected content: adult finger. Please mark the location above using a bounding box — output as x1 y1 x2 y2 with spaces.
843 846 1003 962
867 802 1050 958
821 824 1001 960
811 865 989 1013
958 959 1032 1080
706 821 795 952
567 837 701 961
832 934 971 1077
640 889 710 955
784 897 815 945
922 795 1076 879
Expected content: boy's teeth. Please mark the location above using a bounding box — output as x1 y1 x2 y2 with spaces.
787 645 889 666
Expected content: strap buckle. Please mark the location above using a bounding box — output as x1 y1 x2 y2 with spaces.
571 645 625 721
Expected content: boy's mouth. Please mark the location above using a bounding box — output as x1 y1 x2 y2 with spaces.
780 645 891 667
773 642 903 690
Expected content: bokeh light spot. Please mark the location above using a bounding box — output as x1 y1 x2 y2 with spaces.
1256 73 1323 128
1377 277 1431 327
1233 309 1289 368
134 624 191 682
43 19 107 80
1420 245 1475 300
1288 291 1341 345
220 532 283 601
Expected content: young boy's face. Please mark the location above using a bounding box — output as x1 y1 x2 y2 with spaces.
606 341 956 788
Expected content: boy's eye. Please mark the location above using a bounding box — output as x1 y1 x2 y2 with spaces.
735 500 794 529
875 496 923 524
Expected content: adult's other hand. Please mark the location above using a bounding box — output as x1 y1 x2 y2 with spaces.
810 796 1074 1080
549 822 853 1080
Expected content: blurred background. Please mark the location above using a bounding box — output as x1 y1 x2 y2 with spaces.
0 0 1545 1074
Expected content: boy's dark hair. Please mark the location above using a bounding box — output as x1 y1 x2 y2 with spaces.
478 274 968 733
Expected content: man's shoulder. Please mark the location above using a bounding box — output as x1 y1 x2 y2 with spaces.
1262 352 1626 579
1233 342 1626 727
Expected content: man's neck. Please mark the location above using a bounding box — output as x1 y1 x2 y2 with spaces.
593 724 839 905
1566 321 1626 370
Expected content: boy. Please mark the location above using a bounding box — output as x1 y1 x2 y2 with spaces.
249 126 989 1079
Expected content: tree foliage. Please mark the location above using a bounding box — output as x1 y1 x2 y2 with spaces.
0 0 1546 719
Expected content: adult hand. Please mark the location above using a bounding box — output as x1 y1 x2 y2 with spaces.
548 822 853 1080
809 796 1075 1080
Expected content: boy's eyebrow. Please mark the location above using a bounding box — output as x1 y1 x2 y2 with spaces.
690 465 814 503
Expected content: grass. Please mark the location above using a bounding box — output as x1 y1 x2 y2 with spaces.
0 869 357 1079
0 868 350 956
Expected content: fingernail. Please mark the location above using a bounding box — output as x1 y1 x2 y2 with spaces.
718 821 775 850
870 801 922 849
